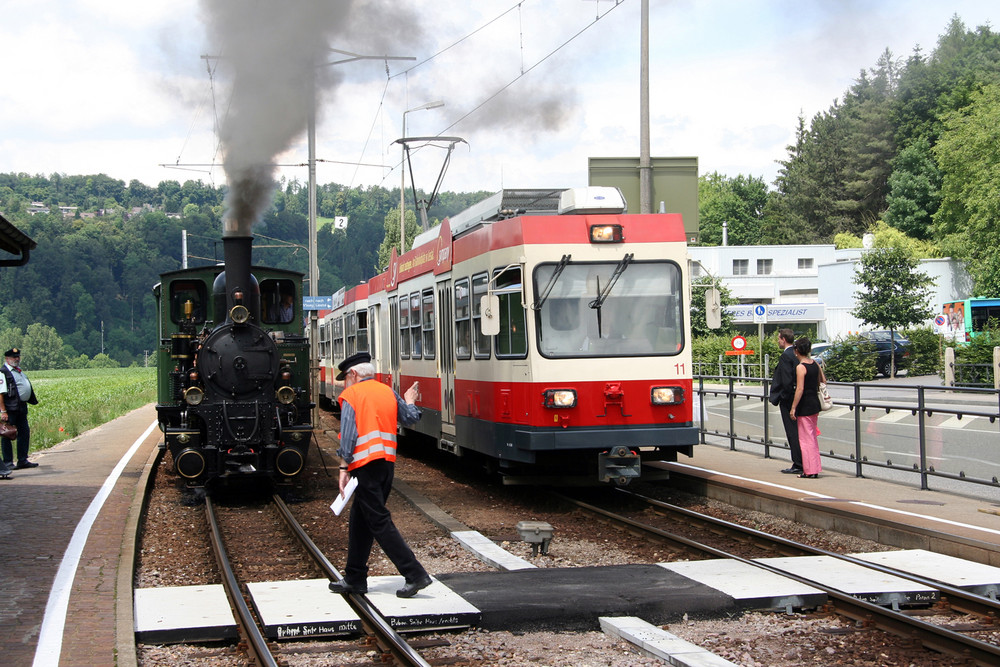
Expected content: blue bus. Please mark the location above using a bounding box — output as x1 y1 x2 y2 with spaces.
941 298 1000 342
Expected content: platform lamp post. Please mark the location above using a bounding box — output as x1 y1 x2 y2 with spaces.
400 100 444 253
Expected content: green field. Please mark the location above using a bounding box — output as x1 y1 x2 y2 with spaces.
23 367 156 452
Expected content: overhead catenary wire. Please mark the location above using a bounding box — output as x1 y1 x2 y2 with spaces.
372 0 628 192
172 1 627 191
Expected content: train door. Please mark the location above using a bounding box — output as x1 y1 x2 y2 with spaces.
389 295 400 395
367 303 378 377
437 279 455 438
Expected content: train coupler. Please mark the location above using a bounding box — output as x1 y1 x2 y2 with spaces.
598 446 641 485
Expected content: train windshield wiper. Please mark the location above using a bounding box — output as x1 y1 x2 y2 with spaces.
588 253 633 338
531 254 572 311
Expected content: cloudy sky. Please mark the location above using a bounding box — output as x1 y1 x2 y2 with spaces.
1 1 996 198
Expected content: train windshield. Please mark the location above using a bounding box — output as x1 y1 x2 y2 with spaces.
533 260 683 358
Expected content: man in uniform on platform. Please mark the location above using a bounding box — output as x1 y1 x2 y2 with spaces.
1 348 39 470
770 329 802 474
328 352 433 598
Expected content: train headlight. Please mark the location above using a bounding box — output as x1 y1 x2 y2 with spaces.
589 224 624 243
184 386 205 406
651 386 684 405
542 388 577 408
230 304 250 324
276 386 296 405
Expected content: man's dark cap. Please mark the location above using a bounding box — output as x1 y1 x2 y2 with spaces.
336 351 372 381
4 348 19 358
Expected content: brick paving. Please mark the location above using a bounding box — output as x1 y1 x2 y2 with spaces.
0 405 158 667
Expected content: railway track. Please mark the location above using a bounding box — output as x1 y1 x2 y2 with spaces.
203 492 431 667
557 488 1000 666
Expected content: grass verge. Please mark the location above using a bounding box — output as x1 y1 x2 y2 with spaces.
25 367 156 452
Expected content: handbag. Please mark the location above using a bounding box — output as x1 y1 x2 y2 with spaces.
817 382 833 411
817 366 833 411
0 421 16 439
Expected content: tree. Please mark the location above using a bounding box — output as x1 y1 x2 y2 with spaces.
932 82 1000 294
689 274 736 338
883 137 941 239
24 323 67 369
376 206 421 270
852 246 935 376
696 172 768 246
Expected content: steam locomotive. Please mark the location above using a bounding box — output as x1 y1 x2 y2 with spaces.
154 235 314 486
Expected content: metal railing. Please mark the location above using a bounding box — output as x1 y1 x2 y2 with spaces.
695 374 1000 492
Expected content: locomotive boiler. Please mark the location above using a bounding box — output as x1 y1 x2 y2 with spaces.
154 235 314 486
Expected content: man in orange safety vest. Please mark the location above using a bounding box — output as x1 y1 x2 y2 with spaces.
328 351 432 598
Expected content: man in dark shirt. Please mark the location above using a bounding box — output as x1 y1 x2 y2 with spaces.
769 329 802 474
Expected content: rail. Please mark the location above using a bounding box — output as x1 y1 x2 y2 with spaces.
205 495 278 667
271 494 431 667
695 374 1000 492
557 489 1000 666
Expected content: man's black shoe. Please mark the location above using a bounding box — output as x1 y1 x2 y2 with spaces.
15 460 38 469
328 580 366 595
780 467 802 474
396 575 432 598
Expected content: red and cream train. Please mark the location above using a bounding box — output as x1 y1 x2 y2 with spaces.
319 187 697 484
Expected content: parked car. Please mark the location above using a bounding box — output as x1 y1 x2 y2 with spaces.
811 342 833 367
859 330 909 377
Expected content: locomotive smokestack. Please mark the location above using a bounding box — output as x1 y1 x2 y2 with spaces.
222 235 254 319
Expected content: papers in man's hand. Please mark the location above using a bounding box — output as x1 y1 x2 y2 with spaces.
330 476 358 516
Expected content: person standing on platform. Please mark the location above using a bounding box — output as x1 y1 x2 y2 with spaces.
790 337 822 478
769 328 802 474
1 348 38 470
328 351 432 598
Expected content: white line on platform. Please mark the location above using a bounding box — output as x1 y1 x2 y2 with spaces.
668 461 1000 538
32 419 158 667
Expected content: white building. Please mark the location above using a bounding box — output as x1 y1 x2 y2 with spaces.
688 244 971 341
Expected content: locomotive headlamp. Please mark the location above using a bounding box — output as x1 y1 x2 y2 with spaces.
589 224 624 243
280 369 292 382
184 386 205 406
230 304 250 324
651 386 684 405
276 386 296 404
542 388 577 408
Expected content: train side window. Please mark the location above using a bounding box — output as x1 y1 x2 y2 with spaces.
332 317 344 362
454 279 471 360
472 273 490 359
357 310 369 354
410 292 422 358
495 266 527 358
421 288 435 360
319 319 330 359
261 279 295 324
398 295 410 359
346 312 357 356
170 280 207 324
